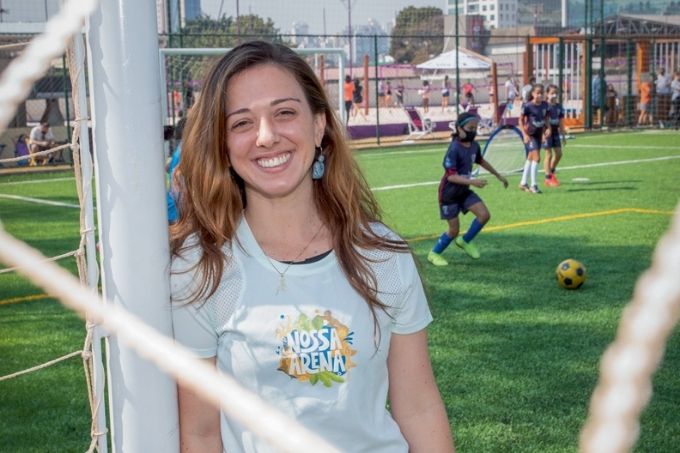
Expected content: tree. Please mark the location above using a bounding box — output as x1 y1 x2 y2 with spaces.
178 14 280 48
164 14 281 113
389 6 444 65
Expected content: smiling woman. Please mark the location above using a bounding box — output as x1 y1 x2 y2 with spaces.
169 40 455 452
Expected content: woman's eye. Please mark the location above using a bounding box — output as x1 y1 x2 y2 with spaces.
231 119 250 130
277 109 296 118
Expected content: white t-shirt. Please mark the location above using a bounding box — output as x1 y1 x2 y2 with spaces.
505 80 518 100
671 79 680 101
29 125 54 143
656 74 671 95
521 83 533 103
171 217 433 453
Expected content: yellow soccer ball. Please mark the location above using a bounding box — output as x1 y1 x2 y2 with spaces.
556 259 587 290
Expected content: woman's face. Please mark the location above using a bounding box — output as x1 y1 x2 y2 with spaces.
225 63 326 201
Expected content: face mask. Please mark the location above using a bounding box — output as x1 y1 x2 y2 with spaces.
548 93 557 101
459 130 477 142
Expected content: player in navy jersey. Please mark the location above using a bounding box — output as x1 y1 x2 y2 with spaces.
519 84 549 194
543 84 567 187
427 112 509 266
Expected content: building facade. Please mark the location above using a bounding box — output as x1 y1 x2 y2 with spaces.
445 0 518 29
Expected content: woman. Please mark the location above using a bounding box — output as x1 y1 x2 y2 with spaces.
420 80 431 113
171 41 454 453
343 74 353 124
441 75 451 111
352 77 367 120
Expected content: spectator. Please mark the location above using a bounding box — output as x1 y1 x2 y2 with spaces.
605 83 619 128
378 78 386 108
29 121 55 166
504 76 519 113
638 77 653 126
462 80 475 106
419 80 431 113
352 77 367 120
395 80 405 107
655 67 672 125
591 73 603 126
521 76 536 105
669 70 680 127
385 80 393 110
441 75 451 111
505 77 518 103
13 134 30 167
343 75 353 124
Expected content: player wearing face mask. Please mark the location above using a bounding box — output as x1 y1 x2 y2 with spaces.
543 84 566 187
427 113 509 266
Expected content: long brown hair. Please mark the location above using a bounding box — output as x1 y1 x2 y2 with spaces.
170 40 409 321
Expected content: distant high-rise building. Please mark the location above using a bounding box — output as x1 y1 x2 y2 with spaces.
183 0 201 21
156 0 200 33
445 0 517 29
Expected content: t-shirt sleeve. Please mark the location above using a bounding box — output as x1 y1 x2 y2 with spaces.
443 143 458 173
29 128 40 141
522 104 530 118
390 251 433 334
171 245 219 358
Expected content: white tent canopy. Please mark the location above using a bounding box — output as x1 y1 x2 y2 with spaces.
416 47 491 70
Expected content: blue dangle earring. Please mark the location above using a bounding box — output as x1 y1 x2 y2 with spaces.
312 146 325 180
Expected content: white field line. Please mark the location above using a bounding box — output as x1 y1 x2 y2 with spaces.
372 154 680 192
0 193 79 208
358 142 678 159
0 176 75 186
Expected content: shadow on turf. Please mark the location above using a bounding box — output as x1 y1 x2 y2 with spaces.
564 179 642 193
410 232 680 451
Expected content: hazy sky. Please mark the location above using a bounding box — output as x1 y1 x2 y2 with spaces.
200 0 445 34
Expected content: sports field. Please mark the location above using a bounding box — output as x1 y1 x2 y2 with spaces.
1 130 679 452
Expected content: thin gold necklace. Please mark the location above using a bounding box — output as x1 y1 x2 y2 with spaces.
265 223 324 294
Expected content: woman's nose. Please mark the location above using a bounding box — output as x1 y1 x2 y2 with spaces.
256 118 279 148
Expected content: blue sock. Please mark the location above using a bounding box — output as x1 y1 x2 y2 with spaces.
463 218 485 243
432 233 453 253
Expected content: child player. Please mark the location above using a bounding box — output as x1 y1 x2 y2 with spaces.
428 112 509 266
519 84 549 194
543 84 567 187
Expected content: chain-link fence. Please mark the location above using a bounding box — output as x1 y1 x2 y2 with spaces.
3 2 680 164
0 33 73 166
157 29 680 146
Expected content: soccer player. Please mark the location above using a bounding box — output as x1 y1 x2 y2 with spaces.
427 112 509 266
543 84 566 187
519 84 549 194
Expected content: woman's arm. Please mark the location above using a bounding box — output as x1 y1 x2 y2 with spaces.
178 357 223 453
388 330 455 453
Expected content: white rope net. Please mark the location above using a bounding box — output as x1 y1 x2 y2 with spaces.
1 1 678 452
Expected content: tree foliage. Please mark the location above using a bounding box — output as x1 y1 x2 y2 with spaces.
176 14 281 48
389 6 444 65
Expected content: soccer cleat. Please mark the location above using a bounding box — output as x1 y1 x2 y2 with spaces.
519 183 530 192
454 236 481 259
530 185 542 194
544 175 557 187
551 174 560 186
427 251 449 266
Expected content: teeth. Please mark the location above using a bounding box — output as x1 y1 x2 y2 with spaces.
257 153 290 169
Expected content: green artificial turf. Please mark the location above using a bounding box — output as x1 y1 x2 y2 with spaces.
1 131 679 452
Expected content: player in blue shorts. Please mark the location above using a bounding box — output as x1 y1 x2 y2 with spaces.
427 112 509 266
543 84 567 187
519 84 549 194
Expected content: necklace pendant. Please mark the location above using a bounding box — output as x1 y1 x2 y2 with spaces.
276 274 286 294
